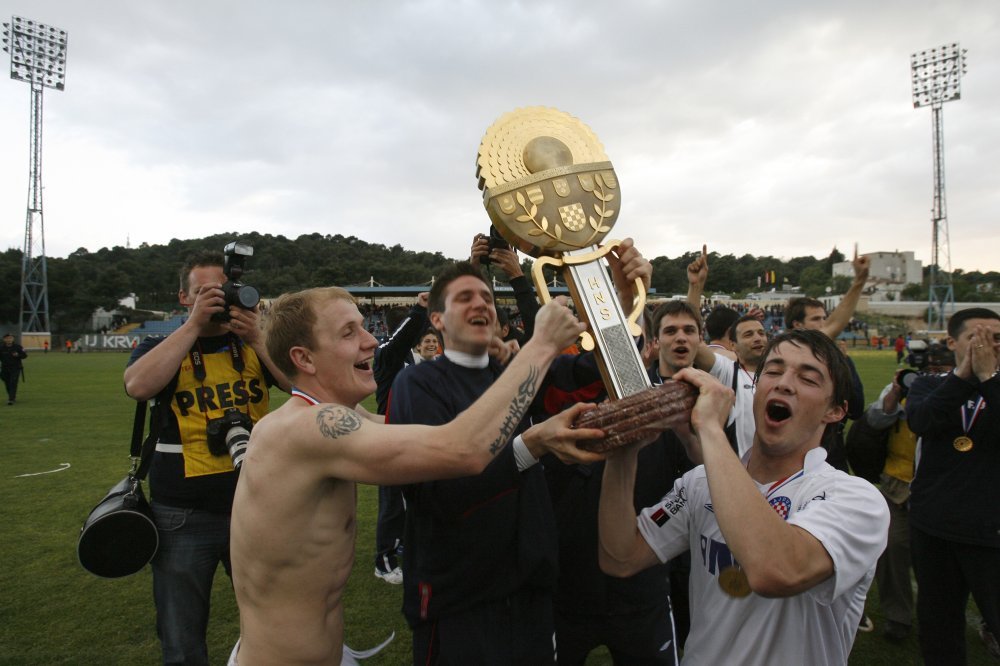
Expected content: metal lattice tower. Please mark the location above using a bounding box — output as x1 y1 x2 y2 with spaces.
910 43 966 331
2 16 68 337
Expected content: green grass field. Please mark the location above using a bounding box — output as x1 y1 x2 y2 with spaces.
0 350 994 664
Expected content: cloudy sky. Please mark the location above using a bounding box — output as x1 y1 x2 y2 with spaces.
2 0 998 275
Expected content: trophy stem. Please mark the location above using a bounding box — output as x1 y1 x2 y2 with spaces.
531 244 651 400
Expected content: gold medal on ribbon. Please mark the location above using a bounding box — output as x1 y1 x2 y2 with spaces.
953 435 974 452
718 566 752 598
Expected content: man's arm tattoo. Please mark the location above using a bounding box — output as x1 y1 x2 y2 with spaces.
489 365 540 455
316 405 362 440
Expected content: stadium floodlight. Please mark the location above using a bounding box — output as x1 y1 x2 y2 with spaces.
910 43 966 331
2 15 69 342
910 43 966 109
3 16 68 90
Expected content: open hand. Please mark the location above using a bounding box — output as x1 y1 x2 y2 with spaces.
522 403 606 465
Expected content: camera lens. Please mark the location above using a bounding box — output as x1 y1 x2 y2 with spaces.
235 284 260 309
226 426 251 470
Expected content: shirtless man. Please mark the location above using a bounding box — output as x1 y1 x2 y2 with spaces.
229 287 603 665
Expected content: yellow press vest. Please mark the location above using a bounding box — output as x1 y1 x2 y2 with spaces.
170 340 269 478
883 401 917 484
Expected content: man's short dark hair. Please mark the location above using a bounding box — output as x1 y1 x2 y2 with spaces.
429 262 492 314
729 314 764 343
784 297 825 329
385 305 411 334
419 326 443 346
650 300 703 337
179 250 224 293
755 329 851 409
496 307 510 329
642 305 657 341
705 307 740 342
946 307 1000 338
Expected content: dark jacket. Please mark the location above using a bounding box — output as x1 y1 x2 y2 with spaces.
544 364 693 615
389 349 605 625
373 302 427 415
0 342 27 371
907 371 1000 547
390 357 557 625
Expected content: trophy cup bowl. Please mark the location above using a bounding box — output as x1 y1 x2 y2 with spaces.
477 108 620 257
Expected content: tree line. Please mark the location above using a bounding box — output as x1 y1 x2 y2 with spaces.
0 233 997 332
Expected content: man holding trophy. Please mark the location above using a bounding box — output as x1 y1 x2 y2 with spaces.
477 107 889 665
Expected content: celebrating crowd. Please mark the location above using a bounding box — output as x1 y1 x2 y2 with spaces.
120 237 999 666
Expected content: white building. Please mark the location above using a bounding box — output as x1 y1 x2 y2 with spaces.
833 251 922 301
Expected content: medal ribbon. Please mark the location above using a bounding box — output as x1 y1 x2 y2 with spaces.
764 470 804 500
291 387 321 405
961 397 985 435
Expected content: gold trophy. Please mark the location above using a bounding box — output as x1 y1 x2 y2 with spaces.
476 107 650 400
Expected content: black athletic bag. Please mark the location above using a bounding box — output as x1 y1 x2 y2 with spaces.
78 401 159 578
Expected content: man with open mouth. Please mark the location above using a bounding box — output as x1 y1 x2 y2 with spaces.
599 329 889 665
228 286 604 666
390 239 651 665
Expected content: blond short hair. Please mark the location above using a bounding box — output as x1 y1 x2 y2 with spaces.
264 287 356 379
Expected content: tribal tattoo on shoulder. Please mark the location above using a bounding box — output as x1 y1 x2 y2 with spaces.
489 365 540 455
316 405 362 440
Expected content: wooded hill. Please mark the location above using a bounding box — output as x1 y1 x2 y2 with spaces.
1 232 997 332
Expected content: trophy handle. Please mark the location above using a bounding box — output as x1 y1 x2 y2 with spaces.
529 239 646 351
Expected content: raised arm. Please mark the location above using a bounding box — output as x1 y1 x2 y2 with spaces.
286 298 591 486
124 282 225 400
692 341 718 372
377 294 429 366
865 380 904 429
905 323 1000 434
607 237 652 315
490 248 540 341
597 444 662 577
674 367 837 597
821 246 870 340
227 305 291 393
686 244 708 308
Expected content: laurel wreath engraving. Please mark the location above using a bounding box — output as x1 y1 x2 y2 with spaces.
513 173 615 249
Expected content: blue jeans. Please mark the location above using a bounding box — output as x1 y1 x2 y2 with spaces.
151 503 232 666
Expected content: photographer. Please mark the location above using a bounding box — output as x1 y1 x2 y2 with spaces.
471 229 540 342
906 308 1000 664
864 368 917 641
123 248 289 666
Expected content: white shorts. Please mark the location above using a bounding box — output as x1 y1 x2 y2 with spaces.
228 633 394 665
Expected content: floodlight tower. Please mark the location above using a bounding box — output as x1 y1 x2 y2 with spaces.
910 43 966 331
2 16 68 341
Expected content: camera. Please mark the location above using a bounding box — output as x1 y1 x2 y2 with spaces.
906 339 955 373
896 369 919 399
899 339 956 398
480 225 511 266
206 408 252 469
211 241 261 322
